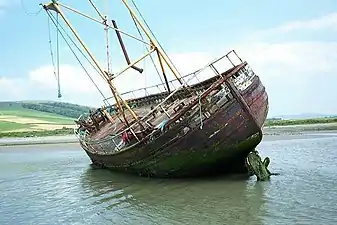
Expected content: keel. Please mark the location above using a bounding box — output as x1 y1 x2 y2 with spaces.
246 149 271 181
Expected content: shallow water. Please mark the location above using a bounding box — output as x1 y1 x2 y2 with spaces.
0 131 337 225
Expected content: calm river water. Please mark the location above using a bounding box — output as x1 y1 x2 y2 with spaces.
0 129 337 225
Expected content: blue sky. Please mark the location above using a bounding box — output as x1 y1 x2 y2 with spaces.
0 0 337 117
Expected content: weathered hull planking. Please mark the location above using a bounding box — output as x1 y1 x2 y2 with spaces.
78 61 269 178
40 1 269 179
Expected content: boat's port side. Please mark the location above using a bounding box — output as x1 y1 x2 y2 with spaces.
78 61 245 156
240 73 269 127
83 61 268 177
101 50 247 109
75 49 268 178
39 1 270 179
78 55 262 157
85 83 265 177
126 78 266 177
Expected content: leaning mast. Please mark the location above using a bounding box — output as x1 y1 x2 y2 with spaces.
42 0 188 126
42 1 136 126
120 0 185 86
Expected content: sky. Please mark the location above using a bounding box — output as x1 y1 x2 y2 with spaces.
0 0 337 117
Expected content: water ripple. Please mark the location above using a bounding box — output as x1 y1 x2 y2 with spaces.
1 135 337 225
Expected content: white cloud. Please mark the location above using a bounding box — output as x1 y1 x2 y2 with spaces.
251 12 337 39
1 41 336 116
0 64 111 107
169 52 213 74
0 77 27 99
27 64 113 107
233 41 337 116
235 41 337 74
1 12 337 116
29 64 106 94
219 12 337 116
274 12 337 33
0 52 214 107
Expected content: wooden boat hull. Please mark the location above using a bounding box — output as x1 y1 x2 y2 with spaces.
41 1 268 178
82 74 268 178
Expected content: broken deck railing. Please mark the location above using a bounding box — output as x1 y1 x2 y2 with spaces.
76 51 252 155
79 64 250 155
231 64 257 91
77 84 191 154
103 50 243 105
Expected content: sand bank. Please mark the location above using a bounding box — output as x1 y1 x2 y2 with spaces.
0 135 78 147
1 123 337 147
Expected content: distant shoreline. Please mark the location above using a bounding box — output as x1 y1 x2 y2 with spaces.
1 121 337 147
264 122 337 131
0 135 79 147
264 117 337 127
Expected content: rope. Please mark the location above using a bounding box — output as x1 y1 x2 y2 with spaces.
46 11 107 101
56 13 61 98
48 11 106 82
47 17 58 81
46 12 62 98
47 14 62 98
143 44 147 95
198 95 203 129
47 10 111 105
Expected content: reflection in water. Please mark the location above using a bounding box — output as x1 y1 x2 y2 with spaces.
1 133 337 225
80 168 266 225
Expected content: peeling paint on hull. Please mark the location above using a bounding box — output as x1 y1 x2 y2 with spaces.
83 73 269 178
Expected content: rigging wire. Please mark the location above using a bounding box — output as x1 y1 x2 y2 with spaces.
46 11 62 98
21 0 43 16
88 0 105 20
102 0 111 75
129 11 167 91
130 0 185 82
46 10 108 102
47 17 58 81
48 10 106 82
56 13 62 98
105 24 111 74
47 13 62 98
143 44 147 96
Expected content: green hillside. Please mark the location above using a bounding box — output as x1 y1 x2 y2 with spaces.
0 101 93 117
265 117 337 126
1 101 336 138
0 101 94 137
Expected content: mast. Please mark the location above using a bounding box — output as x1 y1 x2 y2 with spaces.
88 0 110 73
42 1 139 126
120 0 185 86
42 0 188 128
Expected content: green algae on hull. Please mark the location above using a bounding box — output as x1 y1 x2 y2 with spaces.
132 132 263 177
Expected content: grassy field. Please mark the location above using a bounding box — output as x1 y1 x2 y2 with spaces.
265 117 337 127
0 103 76 137
0 121 33 132
0 127 74 138
1 100 336 138
0 108 74 124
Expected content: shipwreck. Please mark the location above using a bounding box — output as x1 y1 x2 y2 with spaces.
41 0 271 179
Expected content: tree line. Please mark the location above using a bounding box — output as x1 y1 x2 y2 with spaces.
21 102 93 118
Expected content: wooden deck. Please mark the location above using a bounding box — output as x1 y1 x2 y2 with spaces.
89 96 196 141
82 63 246 143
